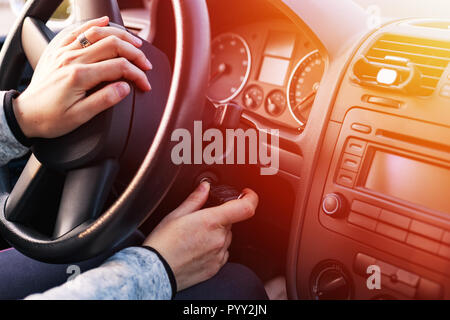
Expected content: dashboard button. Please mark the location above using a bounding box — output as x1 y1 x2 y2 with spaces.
406 233 440 254
442 231 450 246
409 220 443 242
440 83 450 98
336 169 356 188
341 153 361 172
379 210 411 230
345 138 367 157
348 212 377 231
351 200 381 220
376 260 398 277
376 223 407 242
354 253 376 276
416 278 443 300
351 123 372 134
396 269 420 288
365 95 402 109
381 274 416 298
438 244 450 260
322 193 346 217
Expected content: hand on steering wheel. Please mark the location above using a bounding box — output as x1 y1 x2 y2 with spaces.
13 16 152 140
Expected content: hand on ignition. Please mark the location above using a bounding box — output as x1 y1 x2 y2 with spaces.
143 182 259 292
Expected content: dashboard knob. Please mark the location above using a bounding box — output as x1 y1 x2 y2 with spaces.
322 193 346 217
311 261 352 300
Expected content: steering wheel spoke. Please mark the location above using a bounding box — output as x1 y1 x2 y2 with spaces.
5 155 64 225
22 17 55 69
53 159 119 238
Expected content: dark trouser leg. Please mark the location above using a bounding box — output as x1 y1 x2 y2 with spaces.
0 231 145 300
175 263 269 300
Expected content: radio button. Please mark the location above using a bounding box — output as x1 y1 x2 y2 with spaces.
376 223 408 242
336 169 356 188
379 210 411 230
341 153 361 173
406 233 440 254
438 244 450 260
345 138 367 157
351 123 372 134
351 200 381 220
322 193 346 217
409 220 443 242
348 212 377 231
442 232 450 246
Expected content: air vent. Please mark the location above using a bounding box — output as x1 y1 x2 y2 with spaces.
362 34 450 96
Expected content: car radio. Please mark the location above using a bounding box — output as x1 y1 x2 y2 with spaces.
318 107 450 288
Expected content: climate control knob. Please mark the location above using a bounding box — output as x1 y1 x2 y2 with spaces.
311 261 352 300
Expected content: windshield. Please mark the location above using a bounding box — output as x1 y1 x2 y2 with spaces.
352 0 450 21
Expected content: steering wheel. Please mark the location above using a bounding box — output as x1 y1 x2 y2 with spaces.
0 0 211 263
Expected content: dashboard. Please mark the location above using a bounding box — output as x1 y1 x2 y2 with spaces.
204 0 450 301
206 19 326 131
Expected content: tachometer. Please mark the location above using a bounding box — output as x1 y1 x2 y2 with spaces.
287 50 325 126
207 33 251 103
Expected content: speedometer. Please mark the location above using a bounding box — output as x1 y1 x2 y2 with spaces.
287 50 325 126
207 33 251 104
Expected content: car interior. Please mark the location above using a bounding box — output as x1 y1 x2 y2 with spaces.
0 0 449 300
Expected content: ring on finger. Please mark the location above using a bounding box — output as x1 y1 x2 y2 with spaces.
77 32 92 49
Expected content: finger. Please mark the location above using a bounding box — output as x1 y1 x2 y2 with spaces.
60 16 110 47
66 26 143 51
224 231 232 250
170 182 211 218
72 58 151 91
66 82 131 126
220 250 230 267
202 188 259 226
68 36 151 71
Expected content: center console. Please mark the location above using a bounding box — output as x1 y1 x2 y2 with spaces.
296 19 450 300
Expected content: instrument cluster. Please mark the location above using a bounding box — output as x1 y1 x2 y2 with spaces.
207 20 326 130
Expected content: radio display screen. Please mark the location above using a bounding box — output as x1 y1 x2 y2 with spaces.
364 151 450 213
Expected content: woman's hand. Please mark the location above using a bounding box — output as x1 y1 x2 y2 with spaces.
13 16 152 139
143 182 259 292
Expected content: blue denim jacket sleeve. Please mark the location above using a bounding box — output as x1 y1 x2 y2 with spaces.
25 247 173 300
0 91 29 166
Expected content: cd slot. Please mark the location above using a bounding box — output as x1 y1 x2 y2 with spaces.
376 129 450 154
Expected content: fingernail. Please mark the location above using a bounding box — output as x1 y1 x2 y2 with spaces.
146 81 152 91
145 59 153 70
116 82 130 98
134 37 143 47
199 180 210 192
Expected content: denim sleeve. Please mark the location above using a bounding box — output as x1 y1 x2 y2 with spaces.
25 247 173 300
0 91 29 166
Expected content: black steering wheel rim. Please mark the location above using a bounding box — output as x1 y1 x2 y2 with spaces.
0 0 211 263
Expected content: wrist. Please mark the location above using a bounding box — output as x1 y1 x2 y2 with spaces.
3 90 34 147
141 246 178 298
12 95 33 139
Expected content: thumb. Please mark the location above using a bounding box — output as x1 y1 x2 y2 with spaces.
169 181 211 218
202 188 259 227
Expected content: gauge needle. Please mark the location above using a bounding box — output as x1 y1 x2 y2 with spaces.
210 63 229 83
295 90 317 111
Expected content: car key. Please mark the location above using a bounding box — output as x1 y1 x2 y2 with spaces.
203 183 242 208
